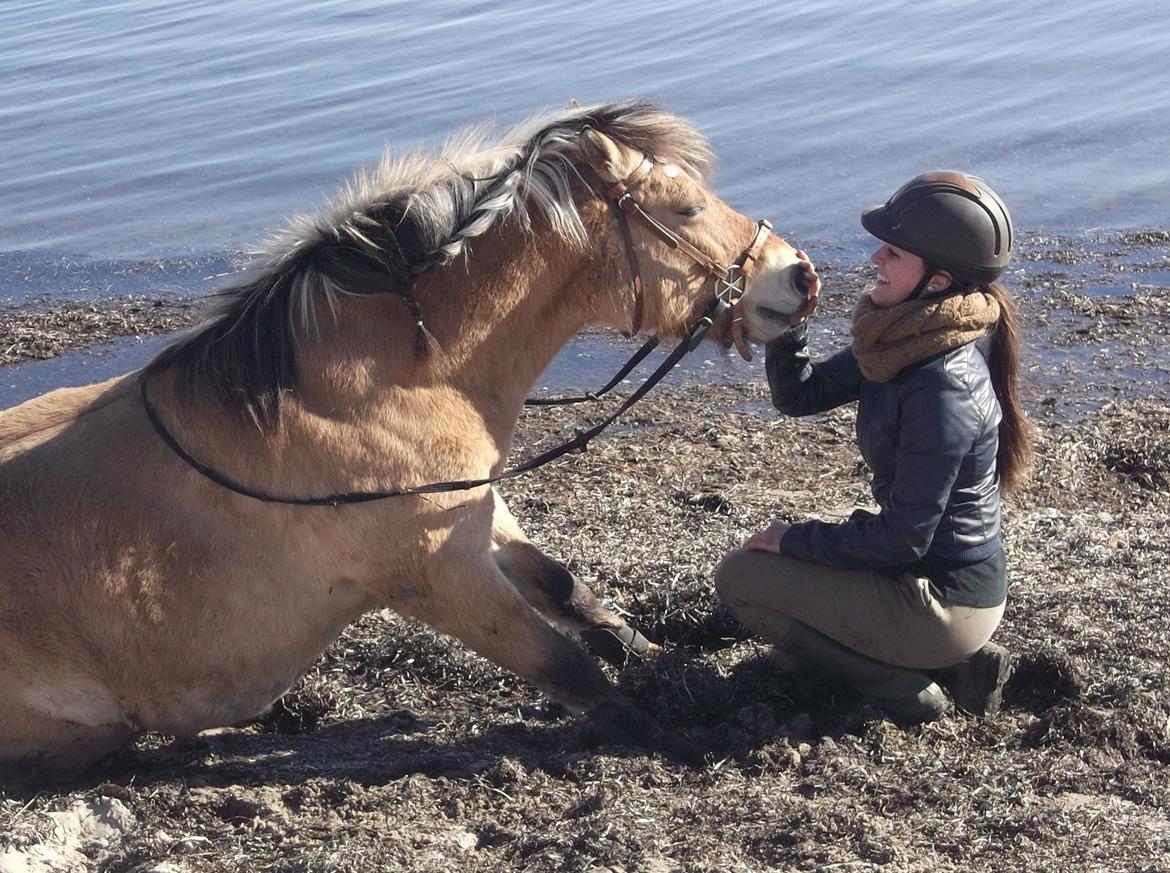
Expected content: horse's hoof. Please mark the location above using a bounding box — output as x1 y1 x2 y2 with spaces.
581 623 656 667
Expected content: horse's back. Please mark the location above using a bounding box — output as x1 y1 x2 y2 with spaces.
0 375 134 451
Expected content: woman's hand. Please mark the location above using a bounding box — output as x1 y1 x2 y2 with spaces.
743 520 792 554
793 250 821 321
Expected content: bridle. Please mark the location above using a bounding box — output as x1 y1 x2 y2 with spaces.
139 151 813 506
600 156 773 361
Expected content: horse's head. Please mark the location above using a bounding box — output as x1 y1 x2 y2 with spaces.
577 128 813 349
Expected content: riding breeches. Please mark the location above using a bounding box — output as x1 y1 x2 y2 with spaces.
714 549 1005 670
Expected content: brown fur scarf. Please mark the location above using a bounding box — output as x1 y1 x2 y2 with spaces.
851 291 1001 383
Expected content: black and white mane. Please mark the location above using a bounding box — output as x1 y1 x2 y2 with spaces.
144 100 712 425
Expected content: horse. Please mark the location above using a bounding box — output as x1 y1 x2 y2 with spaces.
0 100 812 777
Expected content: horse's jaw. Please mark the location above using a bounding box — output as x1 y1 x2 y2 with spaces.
739 260 815 344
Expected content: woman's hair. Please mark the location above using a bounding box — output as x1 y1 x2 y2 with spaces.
983 280 1034 493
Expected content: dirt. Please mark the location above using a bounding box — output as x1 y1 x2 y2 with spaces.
2 231 1169 872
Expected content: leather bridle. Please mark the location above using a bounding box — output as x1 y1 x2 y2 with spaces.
597 156 777 361
139 150 815 505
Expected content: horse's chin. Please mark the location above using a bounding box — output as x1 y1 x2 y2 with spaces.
741 300 801 344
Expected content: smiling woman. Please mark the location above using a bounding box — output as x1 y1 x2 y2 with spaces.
869 243 931 307
718 171 1032 725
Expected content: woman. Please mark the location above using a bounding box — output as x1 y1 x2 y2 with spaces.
716 171 1032 724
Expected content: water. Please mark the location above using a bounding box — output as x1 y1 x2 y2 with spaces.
2 0 1168 261
2 0 1169 407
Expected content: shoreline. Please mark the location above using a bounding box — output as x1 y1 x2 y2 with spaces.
4 229 1169 425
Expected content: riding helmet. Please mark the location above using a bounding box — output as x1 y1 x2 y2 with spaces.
861 171 1013 285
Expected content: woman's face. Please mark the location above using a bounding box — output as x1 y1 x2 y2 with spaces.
869 242 929 307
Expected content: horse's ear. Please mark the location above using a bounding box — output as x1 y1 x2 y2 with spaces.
578 127 642 184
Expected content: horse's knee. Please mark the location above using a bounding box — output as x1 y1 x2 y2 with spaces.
494 541 615 631
496 542 576 603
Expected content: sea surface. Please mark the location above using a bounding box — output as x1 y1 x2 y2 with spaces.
2 0 1169 406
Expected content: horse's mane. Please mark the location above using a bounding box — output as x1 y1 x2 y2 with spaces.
144 100 712 427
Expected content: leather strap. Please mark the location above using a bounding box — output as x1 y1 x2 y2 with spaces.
727 219 773 361
138 295 728 506
604 157 653 200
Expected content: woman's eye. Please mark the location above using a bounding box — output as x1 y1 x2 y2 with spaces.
677 205 704 218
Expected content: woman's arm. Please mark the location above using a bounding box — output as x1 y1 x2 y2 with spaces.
761 252 861 415
765 324 863 416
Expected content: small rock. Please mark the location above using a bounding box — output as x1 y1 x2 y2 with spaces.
48 798 136 847
447 827 478 852
0 798 136 873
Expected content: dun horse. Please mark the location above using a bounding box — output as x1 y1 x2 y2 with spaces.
0 101 811 775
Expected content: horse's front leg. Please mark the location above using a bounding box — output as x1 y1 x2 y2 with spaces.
402 542 699 760
489 489 659 667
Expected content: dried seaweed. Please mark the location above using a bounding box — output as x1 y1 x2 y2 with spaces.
2 232 1170 871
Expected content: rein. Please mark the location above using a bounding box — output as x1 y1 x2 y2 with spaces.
139 155 781 506
527 157 774 407
139 300 724 506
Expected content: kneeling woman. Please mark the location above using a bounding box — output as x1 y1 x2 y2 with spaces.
717 172 1032 724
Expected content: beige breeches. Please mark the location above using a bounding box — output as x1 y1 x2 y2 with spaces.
715 549 1005 670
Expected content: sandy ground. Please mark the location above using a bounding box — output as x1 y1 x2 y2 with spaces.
1 231 1168 872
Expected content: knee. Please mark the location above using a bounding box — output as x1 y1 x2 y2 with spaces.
714 549 755 605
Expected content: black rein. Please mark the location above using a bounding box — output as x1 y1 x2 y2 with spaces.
138 301 724 506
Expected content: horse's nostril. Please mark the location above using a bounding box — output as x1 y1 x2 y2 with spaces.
794 267 812 297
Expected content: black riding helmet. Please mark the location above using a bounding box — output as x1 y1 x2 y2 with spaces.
861 171 1013 288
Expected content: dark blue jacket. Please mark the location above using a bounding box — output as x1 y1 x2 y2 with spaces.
765 322 1005 606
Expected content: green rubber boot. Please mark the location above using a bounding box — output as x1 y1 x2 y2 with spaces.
774 621 950 725
932 642 1013 717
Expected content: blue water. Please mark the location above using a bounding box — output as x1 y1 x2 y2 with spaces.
2 0 1169 411
2 0 1168 262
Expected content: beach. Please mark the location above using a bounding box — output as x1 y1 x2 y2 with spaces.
2 232 1168 871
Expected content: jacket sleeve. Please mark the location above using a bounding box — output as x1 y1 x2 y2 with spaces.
780 369 981 569
765 323 862 416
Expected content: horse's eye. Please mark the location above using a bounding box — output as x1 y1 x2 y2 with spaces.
677 205 705 219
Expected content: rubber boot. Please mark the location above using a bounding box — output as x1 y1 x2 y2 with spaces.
931 642 1012 717
775 621 950 725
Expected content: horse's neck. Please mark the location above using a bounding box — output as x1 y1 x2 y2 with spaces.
148 215 621 498
305 216 616 434
436 234 600 409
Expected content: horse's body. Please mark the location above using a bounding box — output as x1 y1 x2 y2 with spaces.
0 101 810 775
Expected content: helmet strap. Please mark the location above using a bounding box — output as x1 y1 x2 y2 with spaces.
906 267 939 302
